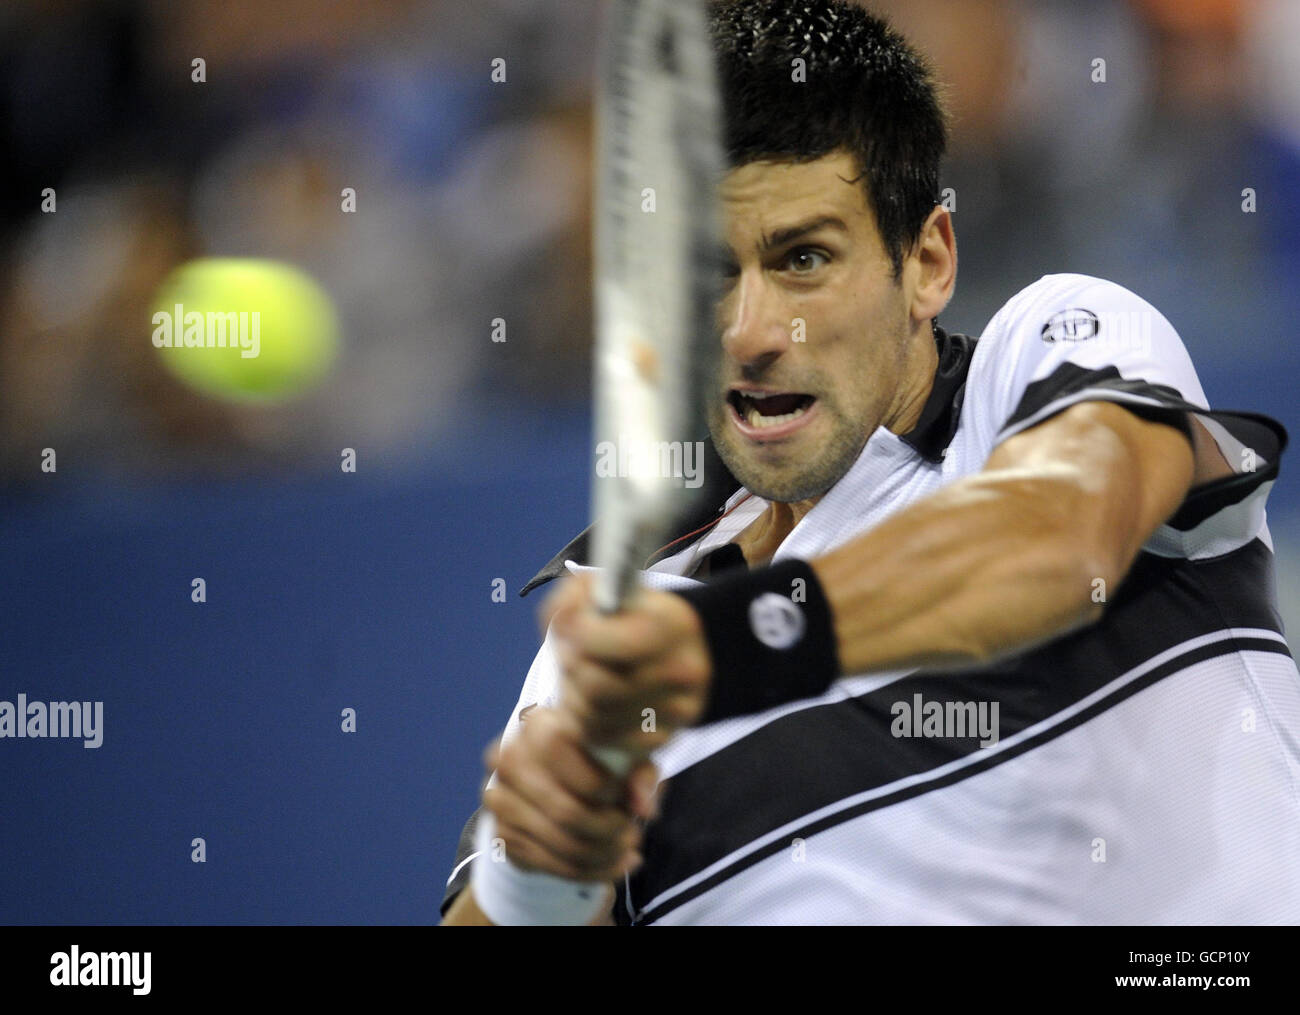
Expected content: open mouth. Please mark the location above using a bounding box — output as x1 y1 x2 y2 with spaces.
726 390 817 430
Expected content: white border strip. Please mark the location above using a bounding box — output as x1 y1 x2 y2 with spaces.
996 388 1176 444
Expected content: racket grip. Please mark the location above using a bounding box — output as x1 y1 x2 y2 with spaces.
586 572 638 778
588 744 635 778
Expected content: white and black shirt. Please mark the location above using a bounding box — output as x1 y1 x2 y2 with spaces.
443 273 1298 925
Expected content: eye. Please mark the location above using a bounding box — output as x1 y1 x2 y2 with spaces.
783 247 829 274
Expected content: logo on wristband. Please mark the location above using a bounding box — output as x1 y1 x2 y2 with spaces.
749 593 805 649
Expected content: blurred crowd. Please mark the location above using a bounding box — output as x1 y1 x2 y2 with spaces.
0 0 601 481
0 0 1296 484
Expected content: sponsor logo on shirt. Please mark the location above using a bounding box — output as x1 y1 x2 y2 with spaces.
1041 308 1100 343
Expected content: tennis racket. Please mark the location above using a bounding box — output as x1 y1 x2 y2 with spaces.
583 0 725 776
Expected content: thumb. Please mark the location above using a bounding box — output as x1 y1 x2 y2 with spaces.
626 761 661 821
538 572 594 640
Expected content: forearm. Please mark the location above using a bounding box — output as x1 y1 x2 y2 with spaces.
811 468 1106 675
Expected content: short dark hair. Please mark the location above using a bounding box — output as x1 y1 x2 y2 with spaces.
708 0 948 278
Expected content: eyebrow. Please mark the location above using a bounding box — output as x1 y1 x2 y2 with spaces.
761 215 849 251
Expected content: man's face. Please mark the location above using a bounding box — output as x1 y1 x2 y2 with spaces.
708 149 914 504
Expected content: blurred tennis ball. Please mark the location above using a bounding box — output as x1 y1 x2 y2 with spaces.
150 257 340 404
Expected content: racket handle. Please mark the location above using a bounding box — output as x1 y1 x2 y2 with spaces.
584 568 639 778
588 744 635 778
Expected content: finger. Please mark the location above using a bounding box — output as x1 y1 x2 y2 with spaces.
494 740 631 845
648 775 669 822
484 783 626 875
487 810 621 881
562 687 643 750
562 676 675 753
526 709 626 808
557 646 639 741
625 760 660 821
569 604 663 665
501 824 643 882
608 725 672 757
482 736 502 774
538 583 570 642
484 784 639 880
524 707 629 806
561 651 637 719
538 572 595 640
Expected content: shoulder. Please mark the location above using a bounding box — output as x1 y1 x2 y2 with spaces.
973 273 1180 359
960 274 1208 434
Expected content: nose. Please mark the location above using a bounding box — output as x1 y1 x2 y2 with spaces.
718 268 791 372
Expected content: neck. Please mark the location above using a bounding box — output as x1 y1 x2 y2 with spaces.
734 498 815 568
884 322 939 437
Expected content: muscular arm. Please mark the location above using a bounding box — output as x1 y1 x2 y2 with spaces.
509 401 1210 888
812 401 1199 674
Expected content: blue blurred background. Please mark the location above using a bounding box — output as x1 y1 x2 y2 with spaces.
1 0 1297 923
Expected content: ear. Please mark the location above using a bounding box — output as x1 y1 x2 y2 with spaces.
905 205 956 326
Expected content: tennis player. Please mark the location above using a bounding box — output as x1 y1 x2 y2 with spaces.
442 0 1298 925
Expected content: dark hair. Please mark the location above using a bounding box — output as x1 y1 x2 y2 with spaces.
708 0 948 278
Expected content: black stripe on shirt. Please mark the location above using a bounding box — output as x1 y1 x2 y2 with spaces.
1001 363 1190 436
627 537 1291 924
998 363 1288 532
634 634 1293 925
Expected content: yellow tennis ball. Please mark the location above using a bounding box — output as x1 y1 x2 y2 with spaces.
151 258 340 403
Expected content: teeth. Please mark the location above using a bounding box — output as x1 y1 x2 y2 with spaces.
746 405 806 428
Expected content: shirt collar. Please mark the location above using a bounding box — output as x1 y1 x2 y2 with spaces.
897 323 978 464
520 324 978 596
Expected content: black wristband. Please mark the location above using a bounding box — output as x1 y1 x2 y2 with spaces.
675 559 841 724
